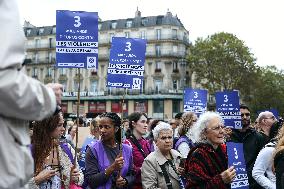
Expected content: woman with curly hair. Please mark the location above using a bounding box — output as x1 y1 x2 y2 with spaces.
174 112 197 158
85 112 134 189
28 108 84 189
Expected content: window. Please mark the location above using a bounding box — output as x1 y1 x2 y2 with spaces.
111 22 117 29
48 51 53 63
98 23 102 30
156 29 161 40
141 18 148 26
155 61 161 70
140 31 146 39
74 80 83 91
173 62 178 70
90 80 98 92
153 100 164 119
126 20 132 28
35 39 40 48
173 80 178 90
47 67 53 77
172 29 178 39
49 38 54 48
39 28 44 35
154 79 162 93
125 32 130 38
27 29 31 36
173 45 178 54
34 52 39 63
155 45 161 56
172 100 180 116
32 67 38 77
59 68 66 75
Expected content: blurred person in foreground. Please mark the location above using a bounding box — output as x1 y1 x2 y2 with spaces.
0 0 62 188
184 112 236 189
141 122 185 189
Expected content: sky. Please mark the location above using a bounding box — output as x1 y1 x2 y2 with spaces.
18 0 283 69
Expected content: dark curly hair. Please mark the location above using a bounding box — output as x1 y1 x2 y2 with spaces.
31 111 62 175
100 112 122 142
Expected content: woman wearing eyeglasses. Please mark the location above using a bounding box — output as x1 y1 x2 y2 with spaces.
85 112 134 189
184 112 236 189
28 108 84 189
141 122 185 189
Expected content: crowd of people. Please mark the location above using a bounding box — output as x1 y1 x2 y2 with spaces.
25 105 284 189
2 0 284 188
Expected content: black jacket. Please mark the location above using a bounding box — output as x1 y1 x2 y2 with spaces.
274 150 284 189
228 128 269 189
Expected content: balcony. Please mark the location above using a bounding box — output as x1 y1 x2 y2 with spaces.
44 75 53 84
25 42 56 50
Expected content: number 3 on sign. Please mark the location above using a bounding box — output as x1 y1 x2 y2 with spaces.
125 42 131 51
193 92 198 98
224 95 229 103
74 16 81 27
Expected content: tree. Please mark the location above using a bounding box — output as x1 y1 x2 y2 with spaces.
187 32 257 98
249 66 284 117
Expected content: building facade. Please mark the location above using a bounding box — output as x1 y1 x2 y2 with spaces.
23 9 191 120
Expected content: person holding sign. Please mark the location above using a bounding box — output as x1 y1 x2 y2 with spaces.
228 104 268 189
28 108 84 189
184 112 236 188
85 112 134 189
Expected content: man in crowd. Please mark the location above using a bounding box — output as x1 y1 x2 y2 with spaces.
257 111 277 141
228 104 268 189
0 0 62 188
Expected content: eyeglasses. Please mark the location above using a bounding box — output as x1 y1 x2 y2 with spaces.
99 125 113 129
241 113 250 117
159 136 173 141
207 124 225 131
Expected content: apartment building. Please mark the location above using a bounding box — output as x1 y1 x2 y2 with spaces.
23 9 191 120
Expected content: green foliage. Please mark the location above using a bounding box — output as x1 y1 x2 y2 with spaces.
188 32 256 95
188 32 284 117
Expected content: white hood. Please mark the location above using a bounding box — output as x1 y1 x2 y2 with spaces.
0 0 26 69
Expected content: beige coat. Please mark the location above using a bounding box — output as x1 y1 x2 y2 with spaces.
0 0 56 188
141 148 182 189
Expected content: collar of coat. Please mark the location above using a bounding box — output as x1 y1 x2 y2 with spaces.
155 148 182 165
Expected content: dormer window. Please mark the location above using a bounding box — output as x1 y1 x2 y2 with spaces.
111 22 117 29
39 28 44 35
141 18 148 26
52 27 56 34
26 29 31 36
126 20 132 28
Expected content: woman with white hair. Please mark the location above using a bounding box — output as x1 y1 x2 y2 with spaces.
184 112 236 189
141 122 185 189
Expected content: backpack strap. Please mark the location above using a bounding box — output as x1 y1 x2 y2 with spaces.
129 135 148 158
159 162 173 189
60 143 74 164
